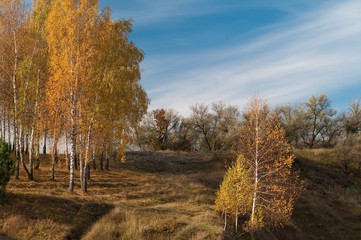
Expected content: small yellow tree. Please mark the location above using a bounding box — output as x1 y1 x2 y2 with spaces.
215 154 253 233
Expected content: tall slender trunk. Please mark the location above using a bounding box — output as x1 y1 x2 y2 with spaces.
2 112 5 140
235 208 238 233
21 127 25 152
80 151 84 190
0 111 3 140
100 147 104 170
83 163 89 192
105 146 109 171
1 107 4 139
250 110 259 236
92 146 96 170
65 132 70 170
19 125 32 180
12 30 18 153
43 127 47 154
223 210 227 231
74 153 78 170
69 92 76 192
34 125 40 170
82 122 93 193
13 118 16 152
51 150 55 180
14 118 19 179
28 125 35 179
79 132 84 190
69 133 76 192
51 130 58 181
30 70 40 174
86 164 90 180
13 117 16 151
24 130 28 154
7 110 11 147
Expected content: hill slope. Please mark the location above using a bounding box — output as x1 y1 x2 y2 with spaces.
0 150 360 239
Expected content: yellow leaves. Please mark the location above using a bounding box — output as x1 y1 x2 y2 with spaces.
0 0 147 185
243 207 265 232
216 96 302 233
215 154 253 221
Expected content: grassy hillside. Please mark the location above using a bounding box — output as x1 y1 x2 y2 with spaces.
257 148 361 240
0 149 360 239
0 152 228 240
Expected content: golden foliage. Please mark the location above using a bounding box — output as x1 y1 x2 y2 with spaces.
216 96 302 234
215 154 253 227
240 96 302 232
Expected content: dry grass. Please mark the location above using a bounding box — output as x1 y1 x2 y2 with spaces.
0 152 226 240
0 150 360 240
276 149 361 240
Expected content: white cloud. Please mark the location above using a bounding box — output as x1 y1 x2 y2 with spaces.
141 0 361 116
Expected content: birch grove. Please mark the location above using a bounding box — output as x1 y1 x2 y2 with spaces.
0 0 149 192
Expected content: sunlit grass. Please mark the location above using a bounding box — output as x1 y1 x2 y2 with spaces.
0 152 227 239
0 150 360 239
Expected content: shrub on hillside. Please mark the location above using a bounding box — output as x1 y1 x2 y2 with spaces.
0 139 13 204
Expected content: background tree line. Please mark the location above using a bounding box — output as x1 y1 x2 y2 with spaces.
135 103 241 152
135 94 361 152
0 0 149 193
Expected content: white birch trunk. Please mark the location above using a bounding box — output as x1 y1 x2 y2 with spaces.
65 132 69 169
12 30 20 179
250 108 259 233
82 121 93 193
28 124 35 179
69 90 76 192
7 110 11 147
34 124 40 170
224 210 227 231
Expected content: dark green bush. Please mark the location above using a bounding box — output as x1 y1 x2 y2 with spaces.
0 139 13 204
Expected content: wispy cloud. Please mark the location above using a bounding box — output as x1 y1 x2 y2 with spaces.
141 0 361 115
111 0 335 26
110 0 220 25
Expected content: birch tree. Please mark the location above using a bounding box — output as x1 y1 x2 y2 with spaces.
239 96 301 237
215 154 253 233
0 0 32 180
89 16 148 171
46 0 100 192
46 1 148 192
26 0 51 178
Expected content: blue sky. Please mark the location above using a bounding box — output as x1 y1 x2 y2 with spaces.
27 0 361 116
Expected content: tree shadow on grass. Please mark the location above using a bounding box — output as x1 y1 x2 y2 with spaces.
2 193 114 240
65 202 113 239
0 234 17 240
119 151 229 175
256 156 361 240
